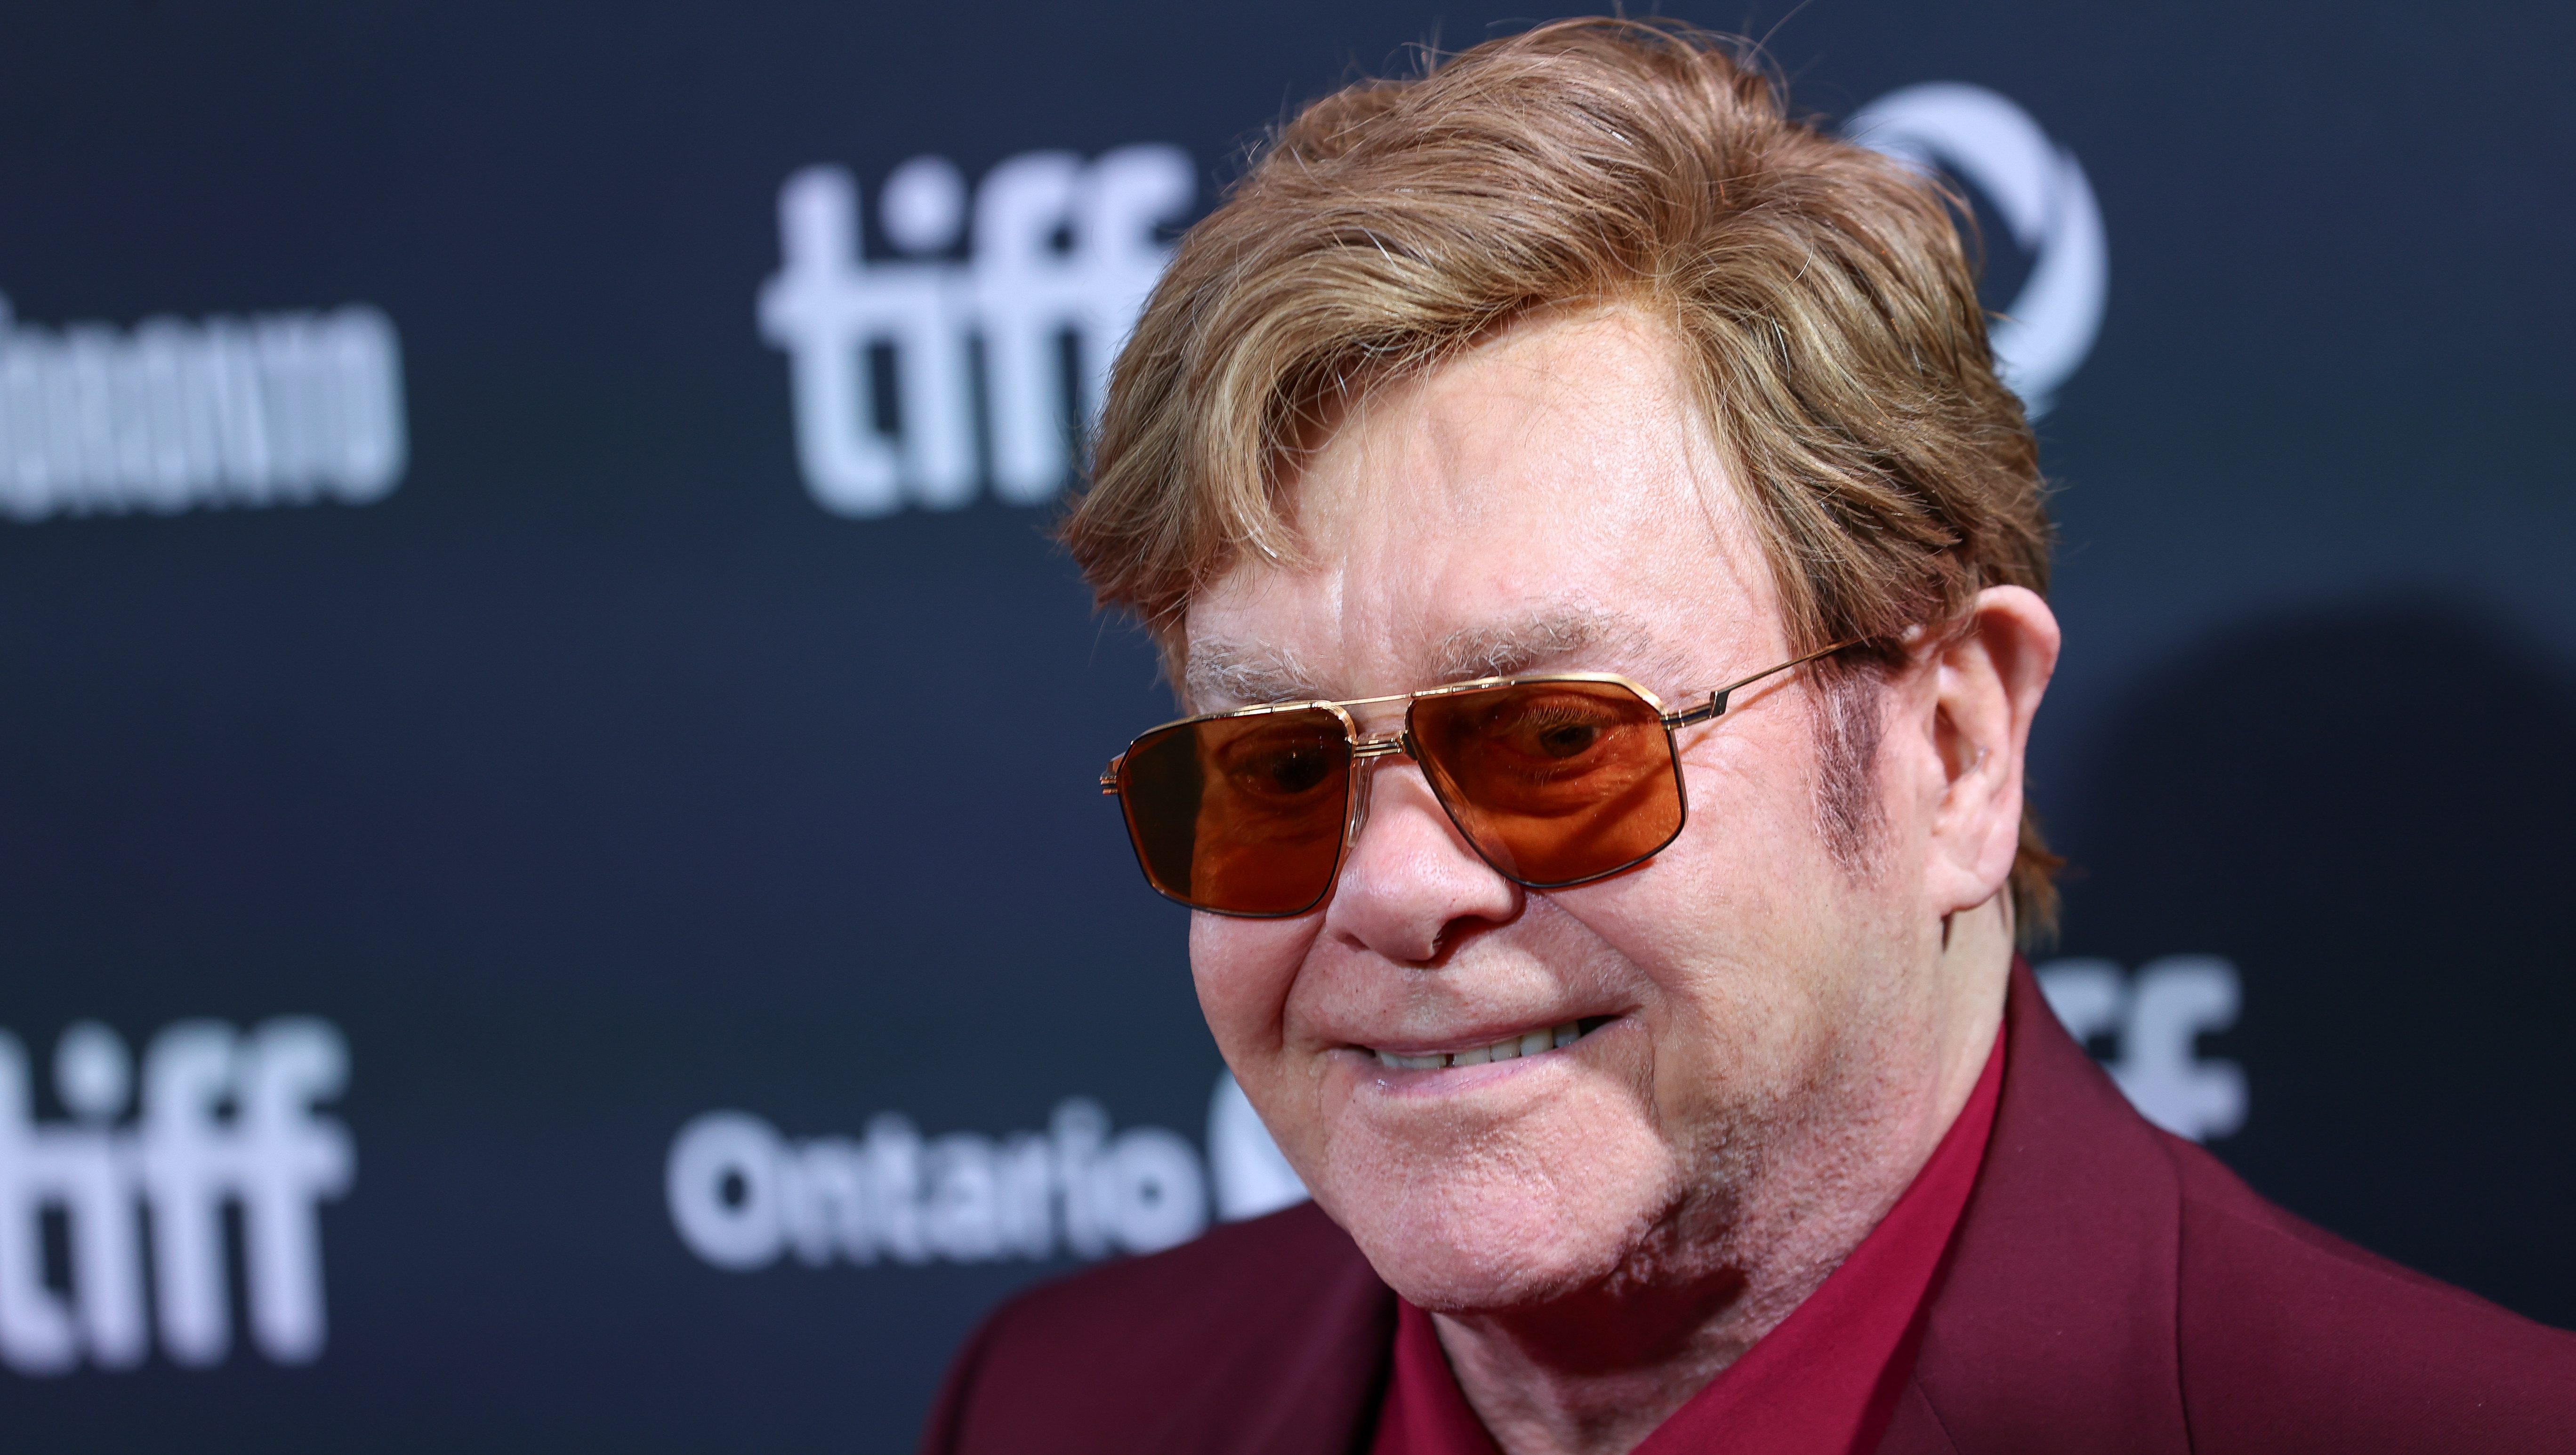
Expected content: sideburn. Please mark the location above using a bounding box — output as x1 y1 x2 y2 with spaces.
1809 664 1891 877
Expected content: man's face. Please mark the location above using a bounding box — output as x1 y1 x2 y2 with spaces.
1184 307 1960 1310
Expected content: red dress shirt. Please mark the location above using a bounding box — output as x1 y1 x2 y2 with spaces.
1368 1027 2006 1455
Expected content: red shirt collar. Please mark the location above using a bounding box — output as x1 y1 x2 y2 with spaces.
1369 1023 2008 1455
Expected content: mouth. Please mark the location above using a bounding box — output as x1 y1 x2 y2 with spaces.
1367 1015 1618 1071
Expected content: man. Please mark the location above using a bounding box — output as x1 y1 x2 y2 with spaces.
925 20 2575 1455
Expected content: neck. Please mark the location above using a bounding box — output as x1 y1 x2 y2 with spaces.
1430 900 2013 1455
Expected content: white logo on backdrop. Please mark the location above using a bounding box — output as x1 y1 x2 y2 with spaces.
668 1075 1310 1272
757 146 1195 517
0 295 406 522
2037 956 2247 1141
1847 84 2108 418
0 1019 353 1376
668 1096 1210 1271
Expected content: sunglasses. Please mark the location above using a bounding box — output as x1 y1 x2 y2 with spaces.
1099 641 1854 917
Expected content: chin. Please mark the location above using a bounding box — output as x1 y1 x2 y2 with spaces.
1314 1131 1675 1313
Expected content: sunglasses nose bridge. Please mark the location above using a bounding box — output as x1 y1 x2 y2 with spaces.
1337 731 1422 861
1349 732 1410 761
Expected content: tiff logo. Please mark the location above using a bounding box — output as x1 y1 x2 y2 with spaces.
757 146 1194 516
0 1019 353 1376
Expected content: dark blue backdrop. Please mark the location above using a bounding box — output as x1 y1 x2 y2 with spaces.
0 3 2569 1450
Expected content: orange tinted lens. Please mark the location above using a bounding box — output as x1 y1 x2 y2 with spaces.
1117 708 1353 915
1408 681 1682 886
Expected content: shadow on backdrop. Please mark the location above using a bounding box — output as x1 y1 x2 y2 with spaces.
2053 595 2576 1330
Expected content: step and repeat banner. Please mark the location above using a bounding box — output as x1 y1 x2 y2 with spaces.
2 3 2570 1450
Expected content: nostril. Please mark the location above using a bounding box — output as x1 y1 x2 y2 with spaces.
1419 894 1521 967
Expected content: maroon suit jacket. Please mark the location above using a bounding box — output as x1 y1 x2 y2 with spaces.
923 964 2576 1453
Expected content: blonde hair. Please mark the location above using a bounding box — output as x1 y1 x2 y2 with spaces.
1064 17 2061 939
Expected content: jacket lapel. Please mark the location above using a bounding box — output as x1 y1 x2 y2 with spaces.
1881 960 2191 1454
1139 1216 1395 1455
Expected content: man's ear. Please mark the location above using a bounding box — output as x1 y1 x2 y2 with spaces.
1921 586 2061 917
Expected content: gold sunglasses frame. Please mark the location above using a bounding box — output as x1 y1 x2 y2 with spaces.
1100 639 1856 917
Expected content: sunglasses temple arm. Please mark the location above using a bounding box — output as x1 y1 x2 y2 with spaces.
1669 638 1863 726
1099 754 1125 795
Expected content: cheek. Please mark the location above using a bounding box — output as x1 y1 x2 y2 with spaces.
1574 752 1832 971
1191 912 1338 1181
1188 913 1315 1069
1554 750 1860 1104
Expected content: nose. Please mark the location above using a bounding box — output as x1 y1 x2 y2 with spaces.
1321 758 1522 965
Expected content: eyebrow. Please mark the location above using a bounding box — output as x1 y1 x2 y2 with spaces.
1430 609 1648 682
1184 643 1324 710
1187 608 1686 710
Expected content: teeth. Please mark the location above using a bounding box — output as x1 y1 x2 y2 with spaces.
1374 1020 1594 1071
